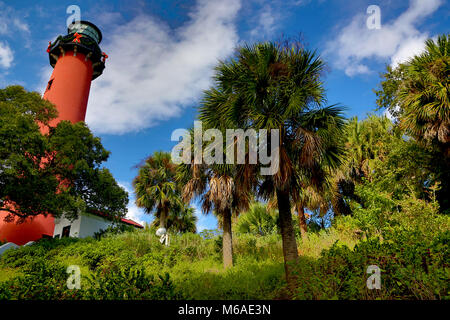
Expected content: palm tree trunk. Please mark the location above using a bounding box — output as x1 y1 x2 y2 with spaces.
222 207 233 268
160 207 168 229
276 188 299 292
297 204 308 241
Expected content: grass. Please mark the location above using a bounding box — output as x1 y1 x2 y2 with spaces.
0 222 357 299
2 215 446 300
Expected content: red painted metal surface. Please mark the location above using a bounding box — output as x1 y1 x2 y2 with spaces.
0 213 55 246
43 52 93 125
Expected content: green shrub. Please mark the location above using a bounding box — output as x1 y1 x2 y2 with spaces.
0 214 448 300
84 266 183 300
292 230 450 300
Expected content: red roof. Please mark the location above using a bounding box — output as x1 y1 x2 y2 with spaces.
120 217 144 228
87 209 143 229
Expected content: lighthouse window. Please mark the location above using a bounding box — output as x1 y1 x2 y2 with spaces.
46 79 54 92
62 226 71 238
69 24 101 44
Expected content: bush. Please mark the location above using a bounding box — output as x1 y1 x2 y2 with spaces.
0 214 448 300
84 266 183 300
292 230 450 300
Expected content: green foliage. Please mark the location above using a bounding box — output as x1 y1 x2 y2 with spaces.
0 229 289 300
0 211 447 300
0 85 128 221
0 257 81 300
93 224 135 240
292 229 450 300
234 202 278 236
374 34 450 211
133 151 183 229
84 267 182 300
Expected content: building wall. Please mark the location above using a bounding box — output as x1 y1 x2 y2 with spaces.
53 213 116 239
53 214 82 238
78 213 116 238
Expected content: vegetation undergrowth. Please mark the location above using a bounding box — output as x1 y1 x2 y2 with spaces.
1 207 448 300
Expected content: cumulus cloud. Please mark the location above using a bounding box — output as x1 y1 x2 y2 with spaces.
0 1 31 70
86 0 241 134
0 41 13 69
325 0 442 76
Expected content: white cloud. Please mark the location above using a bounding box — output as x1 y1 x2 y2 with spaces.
325 0 442 76
12 18 30 33
0 1 30 33
390 34 429 68
86 0 241 134
249 4 277 40
0 1 32 69
118 182 147 226
0 41 13 69
37 66 52 95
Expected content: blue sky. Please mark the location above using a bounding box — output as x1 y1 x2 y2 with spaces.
0 0 448 230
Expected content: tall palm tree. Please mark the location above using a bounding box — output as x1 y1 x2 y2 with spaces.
176 128 251 268
179 163 250 268
198 42 345 288
133 151 181 229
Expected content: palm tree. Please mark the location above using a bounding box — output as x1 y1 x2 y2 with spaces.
133 151 181 229
334 115 404 213
295 185 326 241
198 42 345 288
151 204 197 233
397 34 449 155
179 164 250 268
235 202 277 236
343 115 397 181
176 128 251 268
395 34 450 211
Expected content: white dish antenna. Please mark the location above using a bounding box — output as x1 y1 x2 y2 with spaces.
156 227 169 246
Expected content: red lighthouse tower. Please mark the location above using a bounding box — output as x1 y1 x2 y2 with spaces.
0 21 106 245
44 21 106 127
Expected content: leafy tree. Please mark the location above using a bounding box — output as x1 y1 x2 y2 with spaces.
375 34 450 211
333 113 441 238
198 42 345 288
133 151 182 229
0 86 128 222
331 115 404 215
